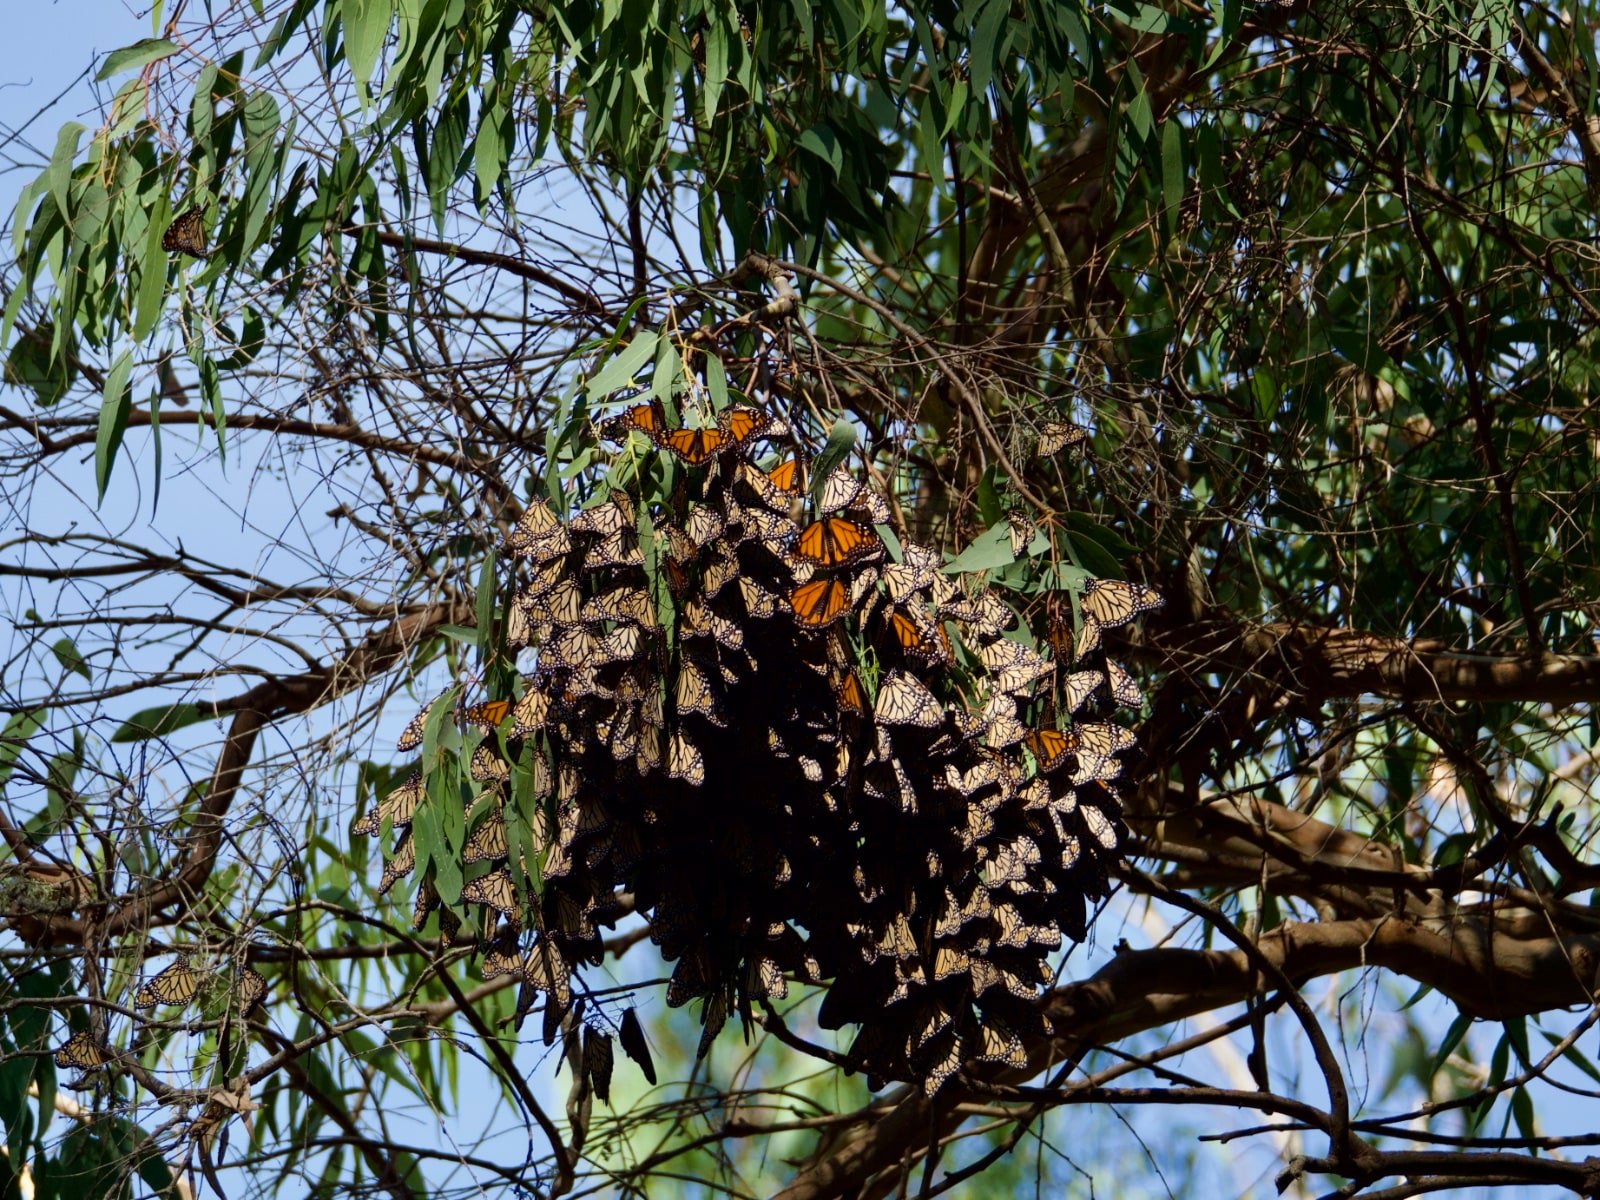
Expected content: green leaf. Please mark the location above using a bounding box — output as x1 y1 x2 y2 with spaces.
586 331 659 400
96 37 180 81
798 124 843 178
50 638 89 683
475 550 496 660
1161 119 1184 216
344 0 395 98
147 391 163 516
945 523 1016 574
132 197 171 342
110 703 216 743
705 354 729 411
95 350 134 503
0 709 47 792
703 22 728 124
808 419 857 508
1429 1010 1473 1077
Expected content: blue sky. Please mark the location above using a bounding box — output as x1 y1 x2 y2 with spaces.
2 7 1596 1198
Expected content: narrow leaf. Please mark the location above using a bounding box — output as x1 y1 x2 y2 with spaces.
97 37 180 80
95 350 134 503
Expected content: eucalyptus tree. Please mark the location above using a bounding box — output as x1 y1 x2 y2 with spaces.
2 0 1600 1196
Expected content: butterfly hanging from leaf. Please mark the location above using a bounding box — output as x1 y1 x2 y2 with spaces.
162 207 211 259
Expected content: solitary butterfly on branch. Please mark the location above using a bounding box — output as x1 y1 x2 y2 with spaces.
1036 420 1088 458
793 517 881 568
162 206 211 258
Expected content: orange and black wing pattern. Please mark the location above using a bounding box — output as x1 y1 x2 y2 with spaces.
660 427 728 466
793 517 881 568
788 578 852 626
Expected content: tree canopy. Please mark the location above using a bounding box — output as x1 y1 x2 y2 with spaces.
3 0 1600 1196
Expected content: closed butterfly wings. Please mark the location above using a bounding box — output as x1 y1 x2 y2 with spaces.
162 206 211 258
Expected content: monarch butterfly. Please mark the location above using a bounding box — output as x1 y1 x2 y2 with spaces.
583 1026 615 1104
1073 578 1163 655
469 745 510 782
1036 419 1088 458
932 943 970 981
835 670 867 715
378 832 415 895
680 599 745 648
236 965 268 1014
505 601 534 648
788 578 851 626
481 937 526 980
886 609 952 665
767 457 804 494
675 656 720 721
1025 727 1077 773
912 1002 955 1053
461 698 512 731
571 495 635 537
932 892 969 937
504 499 571 562
352 772 423 836
1073 720 1136 759
513 688 550 735
985 835 1041 885
583 586 655 627
702 552 739 599
1061 669 1104 713
883 550 936 602
718 404 770 444
666 732 706 786
54 1031 110 1071
874 670 943 728
793 517 881 568
1082 803 1120 850
462 868 518 915
684 503 725 547
395 704 431 753
1105 658 1143 708
660 426 728 465
599 399 668 442
817 470 890 524
984 709 1028 750
595 624 647 665
665 944 713 1007
525 577 582 626
1008 513 1039 558
923 1036 963 1097
162 206 210 258
585 529 643 571
734 460 794 512
741 505 798 550
135 959 203 1008
542 625 598 670
752 956 786 1000
944 757 1004 796
945 591 1015 639
973 1021 1028 1068
618 1007 657 1084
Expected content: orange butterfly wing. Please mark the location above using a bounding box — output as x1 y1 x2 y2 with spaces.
663 427 726 465
768 458 802 494
720 405 768 444
794 517 879 567
789 578 850 626
462 698 512 729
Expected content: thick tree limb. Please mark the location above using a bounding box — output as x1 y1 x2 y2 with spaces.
1145 619 1600 704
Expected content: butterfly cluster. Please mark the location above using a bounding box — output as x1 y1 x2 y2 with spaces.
358 396 1159 1094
